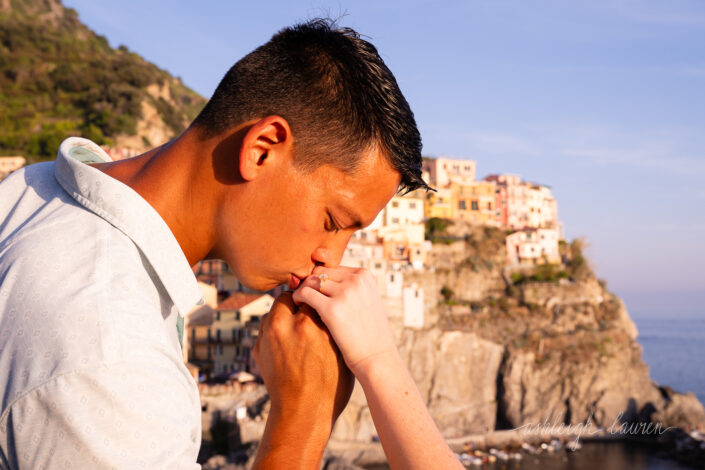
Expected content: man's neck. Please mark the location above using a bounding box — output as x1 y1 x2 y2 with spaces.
90 130 221 266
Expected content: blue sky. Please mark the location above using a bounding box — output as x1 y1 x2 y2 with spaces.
63 0 705 317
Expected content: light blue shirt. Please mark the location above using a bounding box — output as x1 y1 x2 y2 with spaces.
0 138 205 469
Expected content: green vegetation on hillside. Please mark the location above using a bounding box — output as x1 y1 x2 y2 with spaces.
0 0 205 159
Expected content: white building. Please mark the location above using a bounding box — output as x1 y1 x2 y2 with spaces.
403 283 424 328
506 227 561 266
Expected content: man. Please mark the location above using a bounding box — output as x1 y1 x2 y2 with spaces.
0 19 430 468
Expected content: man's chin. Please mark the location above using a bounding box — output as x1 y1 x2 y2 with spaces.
240 277 287 293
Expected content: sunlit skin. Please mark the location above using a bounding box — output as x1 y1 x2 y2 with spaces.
91 116 401 288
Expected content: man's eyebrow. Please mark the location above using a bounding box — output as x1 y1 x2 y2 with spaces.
339 206 365 229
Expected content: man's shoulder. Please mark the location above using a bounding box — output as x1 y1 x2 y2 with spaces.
0 353 202 469
0 181 175 414
0 160 94 251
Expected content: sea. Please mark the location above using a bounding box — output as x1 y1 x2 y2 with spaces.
634 315 705 406
372 314 705 470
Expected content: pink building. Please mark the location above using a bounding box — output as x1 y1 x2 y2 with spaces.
483 173 529 230
423 157 476 187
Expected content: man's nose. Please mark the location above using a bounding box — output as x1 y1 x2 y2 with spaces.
312 234 352 268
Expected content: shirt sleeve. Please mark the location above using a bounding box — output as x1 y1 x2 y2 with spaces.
0 353 202 470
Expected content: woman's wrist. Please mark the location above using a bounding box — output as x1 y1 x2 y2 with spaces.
351 348 405 387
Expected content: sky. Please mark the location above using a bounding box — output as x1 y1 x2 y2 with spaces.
63 0 705 317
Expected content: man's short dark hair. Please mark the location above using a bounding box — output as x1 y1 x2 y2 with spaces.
191 18 429 194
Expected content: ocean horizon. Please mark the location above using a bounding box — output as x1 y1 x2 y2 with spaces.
633 314 705 407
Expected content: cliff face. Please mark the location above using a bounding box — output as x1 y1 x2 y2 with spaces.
332 225 705 442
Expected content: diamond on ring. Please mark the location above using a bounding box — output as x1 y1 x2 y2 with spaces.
319 273 329 285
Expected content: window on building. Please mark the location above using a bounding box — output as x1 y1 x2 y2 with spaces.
390 274 395 282
409 202 416 209
216 329 221 342
375 262 382 269
216 344 223 355
215 311 220 321
392 201 399 208
236 311 241 321
414 290 419 298
471 200 479 211
487 202 492 210
459 200 466 210
392 217 400 224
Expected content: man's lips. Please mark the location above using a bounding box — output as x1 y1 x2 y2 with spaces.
288 274 302 290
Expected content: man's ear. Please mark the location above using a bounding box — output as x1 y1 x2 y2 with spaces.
239 115 293 182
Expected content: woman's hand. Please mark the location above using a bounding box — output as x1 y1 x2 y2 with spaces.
292 267 464 470
252 291 354 468
291 266 399 376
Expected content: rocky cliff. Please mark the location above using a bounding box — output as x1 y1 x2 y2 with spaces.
331 224 705 443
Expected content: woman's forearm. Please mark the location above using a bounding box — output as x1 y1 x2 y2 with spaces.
355 350 463 470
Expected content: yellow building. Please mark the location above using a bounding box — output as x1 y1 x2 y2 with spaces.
451 181 499 226
424 187 456 219
188 291 274 378
184 282 218 374
211 293 273 376
377 194 426 266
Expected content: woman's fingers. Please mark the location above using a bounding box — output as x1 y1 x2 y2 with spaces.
296 274 343 297
311 265 360 282
292 285 332 321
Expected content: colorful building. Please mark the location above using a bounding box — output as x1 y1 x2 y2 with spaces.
424 187 456 219
423 157 476 187
204 292 273 377
451 181 500 226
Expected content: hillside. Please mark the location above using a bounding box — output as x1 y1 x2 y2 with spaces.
0 0 206 161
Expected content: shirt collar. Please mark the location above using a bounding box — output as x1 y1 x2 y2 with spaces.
54 137 205 315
